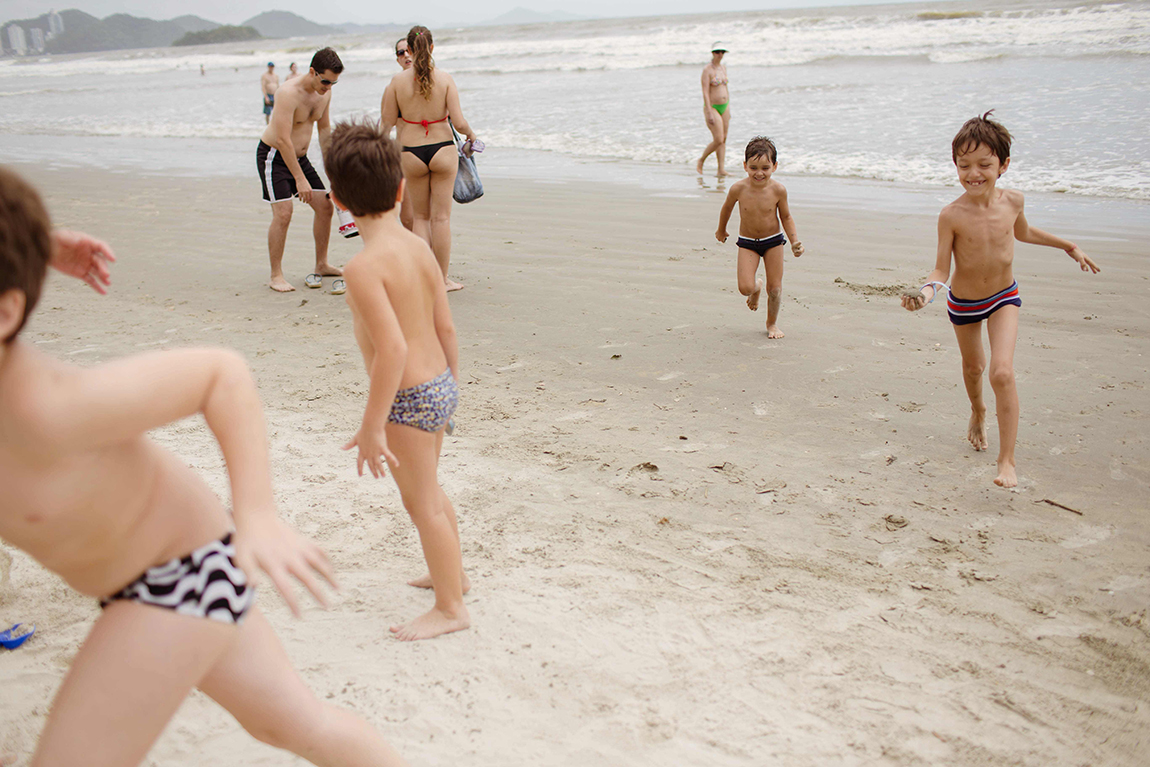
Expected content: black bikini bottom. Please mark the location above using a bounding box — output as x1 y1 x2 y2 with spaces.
402 141 455 168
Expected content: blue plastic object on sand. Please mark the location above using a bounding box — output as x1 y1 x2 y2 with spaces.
0 623 35 649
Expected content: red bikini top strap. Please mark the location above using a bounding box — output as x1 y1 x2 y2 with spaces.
401 116 449 136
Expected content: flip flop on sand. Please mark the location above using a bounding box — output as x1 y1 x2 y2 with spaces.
329 278 346 296
304 273 323 289
0 623 35 650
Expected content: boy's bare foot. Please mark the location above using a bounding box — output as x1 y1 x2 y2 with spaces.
390 605 470 641
269 276 295 292
747 279 763 311
994 459 1018 488
766 324 785 339
445 278 464 292
316 263 343 277
696 158 704 175
408 572 472 594
967 409 988 451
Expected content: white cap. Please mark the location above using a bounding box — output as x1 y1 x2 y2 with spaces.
711 41 731 52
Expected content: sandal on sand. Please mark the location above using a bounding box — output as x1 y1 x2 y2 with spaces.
304 273 323 289
0 623 35 650
329 278 346 296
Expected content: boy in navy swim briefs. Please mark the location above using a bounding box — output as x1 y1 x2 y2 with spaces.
324 120 469 642
716 136 805 338
900 111 1100 488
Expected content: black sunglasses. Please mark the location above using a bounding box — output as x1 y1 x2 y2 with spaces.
396 48 408 56
320 77 338 86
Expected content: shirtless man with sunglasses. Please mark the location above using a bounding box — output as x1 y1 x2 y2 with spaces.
257 47 345 292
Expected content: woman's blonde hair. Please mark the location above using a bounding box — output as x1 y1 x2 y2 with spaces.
407 25 434 99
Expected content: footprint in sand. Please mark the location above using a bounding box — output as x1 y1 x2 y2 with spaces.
1060 524 1113 550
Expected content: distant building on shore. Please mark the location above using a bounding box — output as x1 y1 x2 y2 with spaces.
6 25 27 56
48 10 65 37
30 27 45 53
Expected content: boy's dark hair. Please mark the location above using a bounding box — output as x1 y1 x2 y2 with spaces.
745 136 777 164
310 47 344 75
0 166 52 343
952 110 1012 164
323 120 402 216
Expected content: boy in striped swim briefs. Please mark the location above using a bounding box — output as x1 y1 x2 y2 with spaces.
900 112 1100 488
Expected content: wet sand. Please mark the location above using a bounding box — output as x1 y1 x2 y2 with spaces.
1 165 1148 766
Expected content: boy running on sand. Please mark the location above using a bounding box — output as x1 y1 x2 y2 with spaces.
0 167 405 765
325 122 468 642
900 112 1099 488
716 136 804 338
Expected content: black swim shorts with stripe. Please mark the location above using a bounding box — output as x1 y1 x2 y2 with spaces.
256 140 325 203
100 532 255 624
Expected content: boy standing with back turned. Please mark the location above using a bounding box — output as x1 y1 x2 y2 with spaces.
901 112 1099 488
716 136 805 338
325 121 469 641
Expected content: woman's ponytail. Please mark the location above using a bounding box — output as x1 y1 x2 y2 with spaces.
407 26 434 99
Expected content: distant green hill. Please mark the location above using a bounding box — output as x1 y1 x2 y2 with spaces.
174 25 260 46
240 11 338 39
0 8 222 55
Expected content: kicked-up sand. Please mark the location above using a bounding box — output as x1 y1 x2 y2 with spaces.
1 165 1148 766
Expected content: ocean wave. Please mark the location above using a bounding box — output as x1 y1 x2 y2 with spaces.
475 128 1149 200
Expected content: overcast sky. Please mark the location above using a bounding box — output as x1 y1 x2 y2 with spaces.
0 0 924 27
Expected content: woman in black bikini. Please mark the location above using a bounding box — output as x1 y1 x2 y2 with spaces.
381 25 478 292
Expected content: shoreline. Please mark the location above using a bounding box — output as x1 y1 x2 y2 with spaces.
1 163 1148 766
1 136 1146 233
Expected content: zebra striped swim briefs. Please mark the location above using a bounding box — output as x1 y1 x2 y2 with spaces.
100 532 254 624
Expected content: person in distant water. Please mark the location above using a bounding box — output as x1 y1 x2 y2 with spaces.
286 62 299 80
697 42 731 177
384 38 416 230
257 48 344 293
900 112 1100 488
261 62 279 125
200 64 205 76
381 26 479 292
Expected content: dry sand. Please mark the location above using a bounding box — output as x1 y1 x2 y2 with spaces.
1 165 1148 766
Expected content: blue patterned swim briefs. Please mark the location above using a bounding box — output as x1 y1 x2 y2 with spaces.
388 369 459 433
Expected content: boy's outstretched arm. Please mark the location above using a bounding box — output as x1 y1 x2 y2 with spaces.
50 230 116 294
432 282 459 382
716 187 738 242
21 347 335 615
342 263 406 479
1013 205 1100 273
902 211 955 311
776 187 804 257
